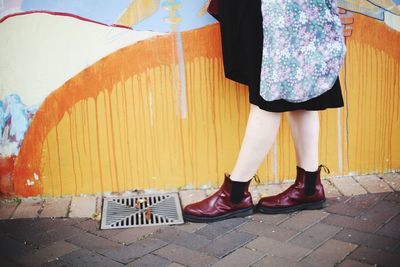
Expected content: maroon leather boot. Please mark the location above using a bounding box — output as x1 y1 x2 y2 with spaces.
182 172 259 223
256 165 330 214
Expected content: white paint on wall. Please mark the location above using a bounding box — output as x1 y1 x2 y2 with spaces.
385 10 400 32
0 12 165 106
337 108 343 174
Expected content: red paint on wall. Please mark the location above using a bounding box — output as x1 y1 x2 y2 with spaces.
0 10 132 29
0 156 16 197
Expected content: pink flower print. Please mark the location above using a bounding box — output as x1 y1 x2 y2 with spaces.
324 24 332 32
259 0 346 102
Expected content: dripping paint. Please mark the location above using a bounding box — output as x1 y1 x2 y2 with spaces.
0 0 399 197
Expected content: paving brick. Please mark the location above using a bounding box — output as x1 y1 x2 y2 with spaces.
278 210 329 231
322 196 348 211
359 199 400 224
179 190 206 208
334 228 400 252
394 243 400 254
289 223 342 249
30 218 87 238
384 192 400 203
322 214 381 233
38 259 73 267
257 184 286 198
248 213 290 225
0 218 37 236
324 193 388 218
15 240 79 267
102 238 167 264
68 196 97 218
195 217 249 239
15 224 84 249
126 253 172 267
0 202 18 219
166 263 186 267
40 197 71 218
109 225 166 244
245 236 310 261
73 218 124 239
96 195 103 214
74 217 165 243
0 236 35 259
329 177 367 196
252 255 312 267
280 182 292 191
348 246 400 267
376 214 400 239
71 218 99 232
321 179 342 197
337 259 373 267
153 244 218 267
211 247 264 267
199 230 256 258
28 218 72 230
324 200 365 217
153 226 211 250
173 222 207 233
11 199 43 219
205 188 218 197
239 221 299 242
379 172 400 191
249 185 261 203
33 218 87 231
65 231 123 254
60 248 123 267
346 193 388 210
0 256 21 267
301 239 357 266
354 175 393 193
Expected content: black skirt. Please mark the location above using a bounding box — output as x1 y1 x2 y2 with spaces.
216 0 344 112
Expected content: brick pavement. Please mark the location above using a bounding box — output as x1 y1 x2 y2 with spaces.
0 172 399 266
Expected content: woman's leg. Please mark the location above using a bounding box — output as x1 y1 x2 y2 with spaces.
287 110 320 171
256 110 326 214
229 103 282 182
183 103 281 222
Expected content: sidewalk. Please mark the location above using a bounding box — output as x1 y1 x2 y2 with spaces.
0 173 399 267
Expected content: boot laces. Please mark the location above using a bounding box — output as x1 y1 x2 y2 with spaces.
252 173 261 184
319 164 330 174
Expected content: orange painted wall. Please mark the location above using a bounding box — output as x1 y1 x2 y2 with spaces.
11 13 400 197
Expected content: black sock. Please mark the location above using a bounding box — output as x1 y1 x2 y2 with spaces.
304 170 317 196
230 180 247 204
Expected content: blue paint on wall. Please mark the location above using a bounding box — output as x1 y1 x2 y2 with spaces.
21 0 132 25
134 0 216 32
0 94 38 156
20 0 216 31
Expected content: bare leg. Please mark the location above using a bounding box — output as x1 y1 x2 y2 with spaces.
229 104 282 182
287 110 319 172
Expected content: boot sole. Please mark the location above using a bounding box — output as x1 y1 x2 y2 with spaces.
257 199 326 214
182 206 254 223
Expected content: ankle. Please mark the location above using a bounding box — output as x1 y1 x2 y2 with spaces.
297 165 318 172
229 173 253 183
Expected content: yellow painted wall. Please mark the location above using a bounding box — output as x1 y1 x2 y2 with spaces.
13 13 400 197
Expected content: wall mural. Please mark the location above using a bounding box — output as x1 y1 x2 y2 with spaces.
0 0 399 197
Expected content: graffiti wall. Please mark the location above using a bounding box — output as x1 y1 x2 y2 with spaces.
0 0 399 197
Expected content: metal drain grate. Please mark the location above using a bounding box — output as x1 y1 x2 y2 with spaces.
100 192 184 229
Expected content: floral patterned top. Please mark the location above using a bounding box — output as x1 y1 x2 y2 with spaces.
259 0 347 102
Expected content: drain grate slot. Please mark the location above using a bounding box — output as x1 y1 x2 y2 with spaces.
100 192 184 229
